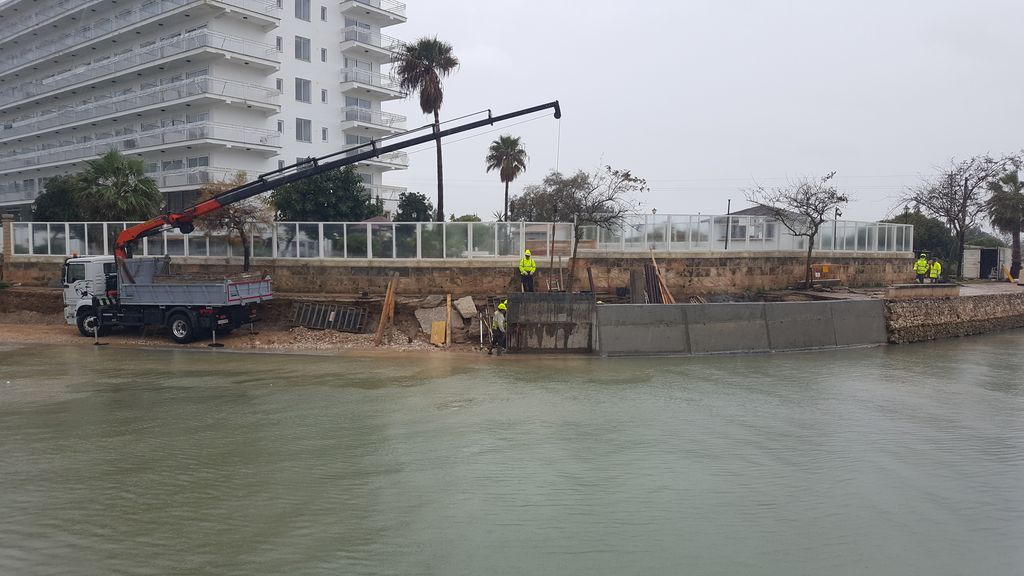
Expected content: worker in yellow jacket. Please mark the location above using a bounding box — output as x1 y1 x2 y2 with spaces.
929 259 941 283
519 249 537 292
913 253 929 284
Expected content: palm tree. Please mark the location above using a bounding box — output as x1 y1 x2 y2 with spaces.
394 37 459 222
77 150 163 221
485 135 528 222
987 170 1024 278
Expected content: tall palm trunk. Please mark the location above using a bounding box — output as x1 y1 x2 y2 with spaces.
433 109 444 222
1012 224 1021 279
503 180 510 222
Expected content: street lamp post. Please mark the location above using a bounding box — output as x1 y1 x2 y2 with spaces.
832 207 843 250
724 199 731 250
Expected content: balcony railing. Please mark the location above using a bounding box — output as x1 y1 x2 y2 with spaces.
0 178 37 204
363 183 406 202
0 122 278 172
0 30 279 108
0 0 279 72
0 0 106 47
148 166 240 188
340 68 404 94
340 107 406 129
340 26 403 53
1 76 279 142
349 0 407 18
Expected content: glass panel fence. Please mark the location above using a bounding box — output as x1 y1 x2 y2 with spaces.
420 223 444 258
346 223 368 258
370 223 393 258
4 218 916 257
395 223 417 258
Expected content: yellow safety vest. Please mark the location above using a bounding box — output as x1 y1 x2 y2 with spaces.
519 256 536 275
913 258 929 274
930 261 941 278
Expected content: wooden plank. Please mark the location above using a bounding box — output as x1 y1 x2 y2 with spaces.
373 279 396 346
446 293 452 347
650 252 676 304
431 321 447 346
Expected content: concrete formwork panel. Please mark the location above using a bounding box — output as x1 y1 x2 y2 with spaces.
831 300 888 346
595 304 688 355
764 301 837 351
686 303 769 354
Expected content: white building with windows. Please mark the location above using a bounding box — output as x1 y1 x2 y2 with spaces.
0 0 408 221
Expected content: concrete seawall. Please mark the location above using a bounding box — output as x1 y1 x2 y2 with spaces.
595 300 888 356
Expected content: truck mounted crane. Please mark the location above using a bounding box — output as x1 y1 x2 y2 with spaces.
61 101 561 343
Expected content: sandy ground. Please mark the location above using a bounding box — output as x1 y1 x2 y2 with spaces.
0 311 485 356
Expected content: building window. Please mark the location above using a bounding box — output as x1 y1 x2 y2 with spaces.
187 156 209 168
278 159 285 169
296 118 312 142
320 47 327 62
295 0 310 21
162 159 184 171
276 78 283 91
320 89 328 103
277 120 283 132
275 36 283 51
295 78 311 103
276 0 282 7
294 36 311 62
320 5 327 20
321 127 328 142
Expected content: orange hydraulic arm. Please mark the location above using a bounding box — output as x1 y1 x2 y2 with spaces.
113 100 562 262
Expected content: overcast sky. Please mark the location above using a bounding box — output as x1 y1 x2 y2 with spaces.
384 0 1023 222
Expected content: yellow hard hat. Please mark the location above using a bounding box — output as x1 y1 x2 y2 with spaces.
524 249 531 256
920 253 926 257
498 302 507 310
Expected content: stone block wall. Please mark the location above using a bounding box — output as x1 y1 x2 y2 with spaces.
2 251 912 298
576 252 912 297
885 292 1024 343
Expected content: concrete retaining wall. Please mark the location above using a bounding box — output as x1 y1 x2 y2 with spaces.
507 293 595 352
596 300 888 356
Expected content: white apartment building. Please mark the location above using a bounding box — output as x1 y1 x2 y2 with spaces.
0 0 408 221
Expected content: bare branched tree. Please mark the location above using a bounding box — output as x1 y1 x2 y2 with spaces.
194 172 273 272
901 154 1019 278
746 172 848 288
562 166 646 291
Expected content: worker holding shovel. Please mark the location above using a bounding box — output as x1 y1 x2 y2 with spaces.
488 301 507 355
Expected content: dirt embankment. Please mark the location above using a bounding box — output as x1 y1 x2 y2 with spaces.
0 288 486 354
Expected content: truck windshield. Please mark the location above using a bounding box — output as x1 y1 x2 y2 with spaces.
65 263 85 285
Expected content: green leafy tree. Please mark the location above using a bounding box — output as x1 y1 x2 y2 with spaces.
394 192 434 222
901 154 1018 278
76 150 162 221
511 167 646 290
882 210 955 263
270 166 383 221
194 172 273 271
449 213 481 222
965 227 1007 248
32 175 84 221
394 37 459 222
485 135 528 222
986 170 1024 278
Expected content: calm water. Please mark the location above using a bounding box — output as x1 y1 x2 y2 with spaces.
1 336 1022 576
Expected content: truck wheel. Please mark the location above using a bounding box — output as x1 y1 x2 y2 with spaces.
168 313 196 344
76 309 99 337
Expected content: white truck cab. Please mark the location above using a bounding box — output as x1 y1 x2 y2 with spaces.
62 255 117 336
